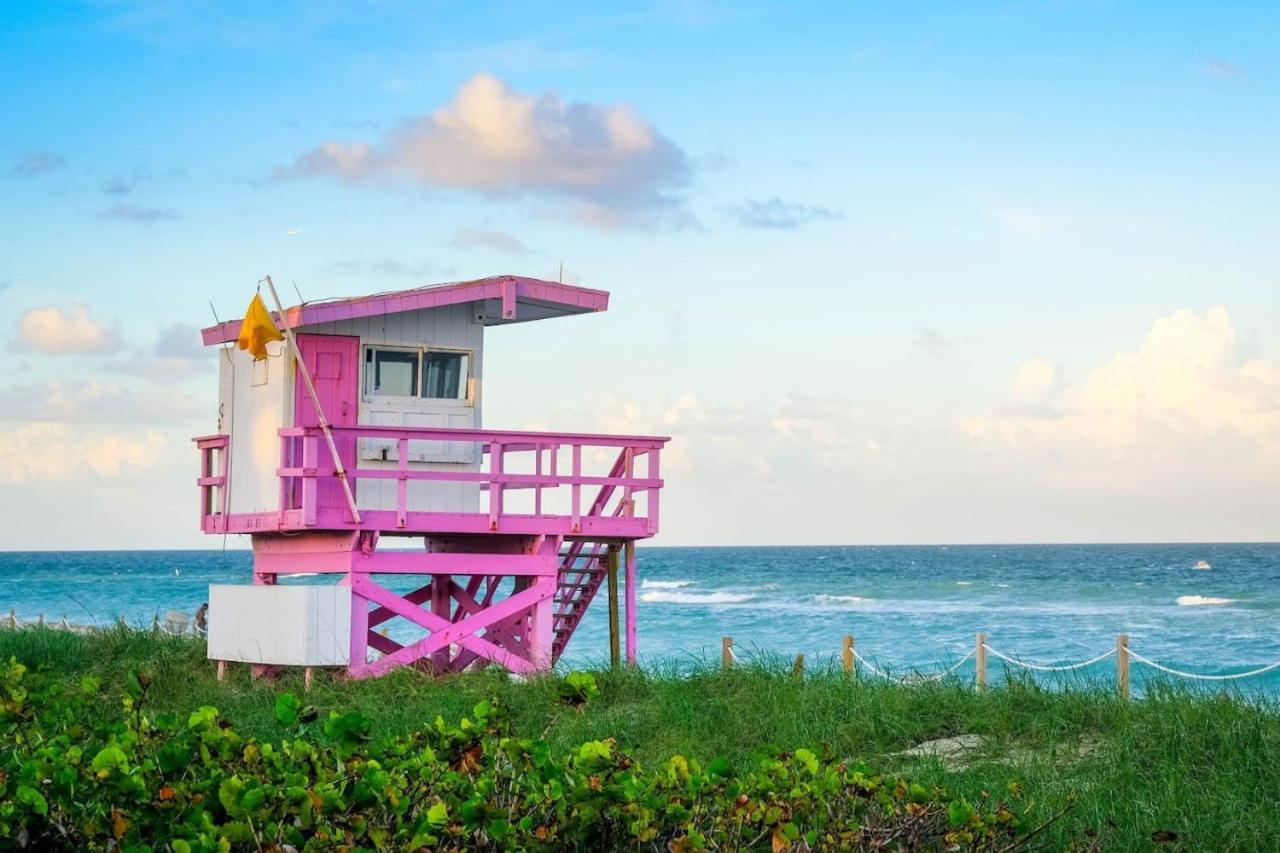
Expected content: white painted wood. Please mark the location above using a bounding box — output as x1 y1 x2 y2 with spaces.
217 341 289 515
207 584 351 666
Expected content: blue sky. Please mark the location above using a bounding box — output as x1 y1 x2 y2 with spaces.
2 1 1279 548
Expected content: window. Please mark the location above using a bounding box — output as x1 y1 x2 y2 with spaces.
364 348 418 397
423 351 469 400
363 346 472 402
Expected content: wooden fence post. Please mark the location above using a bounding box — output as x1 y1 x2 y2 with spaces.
1116 634 1130 701
842 635 854 676
975 632 987 691
606 547 621 668
792 654 804 678
721 636 733 671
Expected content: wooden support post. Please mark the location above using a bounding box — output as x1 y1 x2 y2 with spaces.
722 636 734 671
842 635 854 676
216 660 227 681
624 540 637 666
792 653 804 678
304 667 314 692
606 547 620 668
975 632 987 691
1116 634 1130 701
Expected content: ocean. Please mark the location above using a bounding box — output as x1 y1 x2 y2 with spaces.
2 543 1278 690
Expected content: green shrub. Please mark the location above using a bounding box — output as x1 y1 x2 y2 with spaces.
0 656 1058 851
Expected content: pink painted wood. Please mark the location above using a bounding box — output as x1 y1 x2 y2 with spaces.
293 334 360 518
201 276 609 346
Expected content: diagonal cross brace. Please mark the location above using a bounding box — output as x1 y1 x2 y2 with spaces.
351 574 554 677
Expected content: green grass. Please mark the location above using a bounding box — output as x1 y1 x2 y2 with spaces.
5 627 1280 850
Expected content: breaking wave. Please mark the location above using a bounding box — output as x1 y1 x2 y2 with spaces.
1176 595 1236 607
813 594 873 605
641 580 694 590
641 590 752 605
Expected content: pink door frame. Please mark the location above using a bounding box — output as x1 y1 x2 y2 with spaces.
293 334 360 515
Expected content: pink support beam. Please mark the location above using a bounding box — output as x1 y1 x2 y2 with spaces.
625 540 637 666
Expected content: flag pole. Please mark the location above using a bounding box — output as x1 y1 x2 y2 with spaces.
261 275 362 524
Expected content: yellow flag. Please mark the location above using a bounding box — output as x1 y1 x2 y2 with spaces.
236 293 284 360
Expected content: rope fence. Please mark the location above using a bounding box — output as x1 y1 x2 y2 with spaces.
3 608 208 638
719 633 1280 698
6 611 1280 694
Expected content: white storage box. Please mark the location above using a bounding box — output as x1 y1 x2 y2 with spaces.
207 584 351 666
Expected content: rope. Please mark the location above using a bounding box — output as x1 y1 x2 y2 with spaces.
1127 649 1280 682
851 648 889 678
984 645 1116 672
853 648 975 683
907 649 977 683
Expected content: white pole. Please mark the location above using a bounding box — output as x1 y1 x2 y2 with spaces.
261 275 362 524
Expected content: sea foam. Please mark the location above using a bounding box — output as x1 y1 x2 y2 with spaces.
1176 595 1235 607
640 580 694 589
813 594 873 605
640 590 752 605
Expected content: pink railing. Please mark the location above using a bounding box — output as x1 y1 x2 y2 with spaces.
194 435 229 525
273 425 666 537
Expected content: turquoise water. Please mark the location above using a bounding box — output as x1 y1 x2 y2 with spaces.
2 544 1278 689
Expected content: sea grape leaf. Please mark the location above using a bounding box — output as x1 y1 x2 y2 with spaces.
275 692 302 727
92 746 128 776
707 756 734 779
15 785 47 815
427 801 449 828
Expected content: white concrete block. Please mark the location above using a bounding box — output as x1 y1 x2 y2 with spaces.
207 584 350 666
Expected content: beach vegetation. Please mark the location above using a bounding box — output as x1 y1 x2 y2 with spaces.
4 627 1280 849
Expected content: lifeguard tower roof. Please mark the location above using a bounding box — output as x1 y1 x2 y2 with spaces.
200 275 609 346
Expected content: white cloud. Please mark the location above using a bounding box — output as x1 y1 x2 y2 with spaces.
1012 358 1060 401
278 74 691 227
724 198 842 230
962 306 1280 491
98 203 180 223
1202 57 1242 78
0 380 202 424
11 304 119 355
449 227 532 255
989 207 1047 237
11 151 65 176
0 422 167 485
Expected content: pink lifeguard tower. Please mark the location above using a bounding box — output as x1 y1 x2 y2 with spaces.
194 276 667 678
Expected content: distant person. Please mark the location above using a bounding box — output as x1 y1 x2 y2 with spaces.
195 603 208 632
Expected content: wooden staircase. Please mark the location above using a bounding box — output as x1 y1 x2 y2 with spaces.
551 541 610 663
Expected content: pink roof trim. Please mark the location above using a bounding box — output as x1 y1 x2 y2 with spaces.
201 275 609 346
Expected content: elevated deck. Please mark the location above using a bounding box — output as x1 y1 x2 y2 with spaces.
196 425 666 540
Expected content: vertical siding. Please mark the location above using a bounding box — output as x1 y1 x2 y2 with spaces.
219 341 289 515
